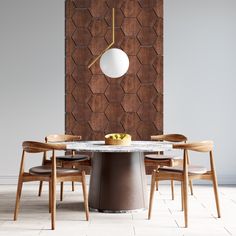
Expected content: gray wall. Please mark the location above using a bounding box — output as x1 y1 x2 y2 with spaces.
0 0 235 184
165 0 236 184
0 0 65 183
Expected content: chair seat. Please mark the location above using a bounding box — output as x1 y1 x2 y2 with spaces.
145 154 182 160
159 165 207 174
29 166 80 176
56 154 89 162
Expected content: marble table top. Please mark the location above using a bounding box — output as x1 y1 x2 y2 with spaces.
66 141 172 153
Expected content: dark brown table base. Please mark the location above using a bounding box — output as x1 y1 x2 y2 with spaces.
88 152 148 212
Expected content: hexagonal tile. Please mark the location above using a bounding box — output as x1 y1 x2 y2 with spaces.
89 0 108 17
66 94 76 113
89 19 108 37
72 103 92 122
154 0 163 18
137 9 157 27
88 94 108 112
137 65 156 83
105 8 124 27
66 55 76 74
72 9 92 28
121 94 141 112
89 113 108 131
137 103 156 121
89 37 108 55
128 56 141 74
105 104 124 122
154 76 163 93
73 0 91 8
66 19 76 38
72 28 92 47
137 121 157 140
91 131 105 140
66 75 76 94
105 122 125 134
154 36 163 55
66 38 76 57
154 17 163 36
153 111 163 131
121 112 140 130
137 28 156 46
121 18 141 36
88 75 108 93
121 0 141 17
72 83 92 104
137 47 157 65
121 74 140 93
106 0 124 8
120 37 140 56
89 61 103 74
153 55 163 74
138 0 156 8
105 28 124 46
153 94 163 113
66 112 76 132
72 47 92 66
72 66 92 84
105 84 124 103
73 122 92 140
137 85 157 103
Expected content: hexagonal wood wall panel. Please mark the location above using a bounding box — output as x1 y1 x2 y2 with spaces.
65 0 163 140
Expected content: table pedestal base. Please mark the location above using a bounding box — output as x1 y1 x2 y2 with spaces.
88 152 147 212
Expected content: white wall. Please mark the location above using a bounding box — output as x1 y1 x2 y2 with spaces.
0 0 65 183
165 0 236 184
0 0 235 184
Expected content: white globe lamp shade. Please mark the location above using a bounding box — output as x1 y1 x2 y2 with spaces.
100 48 129 78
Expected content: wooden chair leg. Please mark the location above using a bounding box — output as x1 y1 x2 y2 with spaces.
60 182 64 201
171 180 174 200
212 173 221 218
183 179 188 228
38 181 43 196
49 181 52 213
156 181 159 191
81 171 89 221
181 182 184 211
14 178 23 221
51 178 56 230
72 181 75 192
148 171 156 220
189 180 194 195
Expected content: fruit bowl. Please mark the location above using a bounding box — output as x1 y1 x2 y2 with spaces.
105 133 131 146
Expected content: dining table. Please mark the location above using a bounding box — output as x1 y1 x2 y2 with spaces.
66 140 172 213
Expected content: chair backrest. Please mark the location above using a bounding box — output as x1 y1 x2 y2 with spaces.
151 134 187 142
173 140 213 153
45 134 82 143
23 141 66 153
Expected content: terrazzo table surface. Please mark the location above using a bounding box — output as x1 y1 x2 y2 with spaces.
66 140 172 152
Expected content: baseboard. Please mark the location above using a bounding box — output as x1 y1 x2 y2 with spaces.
0 175 235 185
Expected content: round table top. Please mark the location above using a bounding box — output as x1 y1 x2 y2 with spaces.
66 140 172 153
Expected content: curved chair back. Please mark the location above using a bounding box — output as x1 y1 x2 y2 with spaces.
45 134 82 143
173 141 213 153
151 134 187 142
23 141 66 153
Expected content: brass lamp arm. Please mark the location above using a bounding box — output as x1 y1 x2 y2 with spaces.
88 8 115 69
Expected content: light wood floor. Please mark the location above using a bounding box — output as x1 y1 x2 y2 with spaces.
0 184 235 235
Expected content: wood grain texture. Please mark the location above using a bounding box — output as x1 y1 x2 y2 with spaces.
65 0 163 140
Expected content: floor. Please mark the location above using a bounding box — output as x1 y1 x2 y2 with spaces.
0 184 235 236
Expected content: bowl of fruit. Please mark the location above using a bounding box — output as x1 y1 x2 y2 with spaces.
105 133 131 146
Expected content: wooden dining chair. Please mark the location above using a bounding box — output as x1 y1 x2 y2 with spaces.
148 141 221 227
145 134 193 200
38 134 90 201
14 141 89 230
